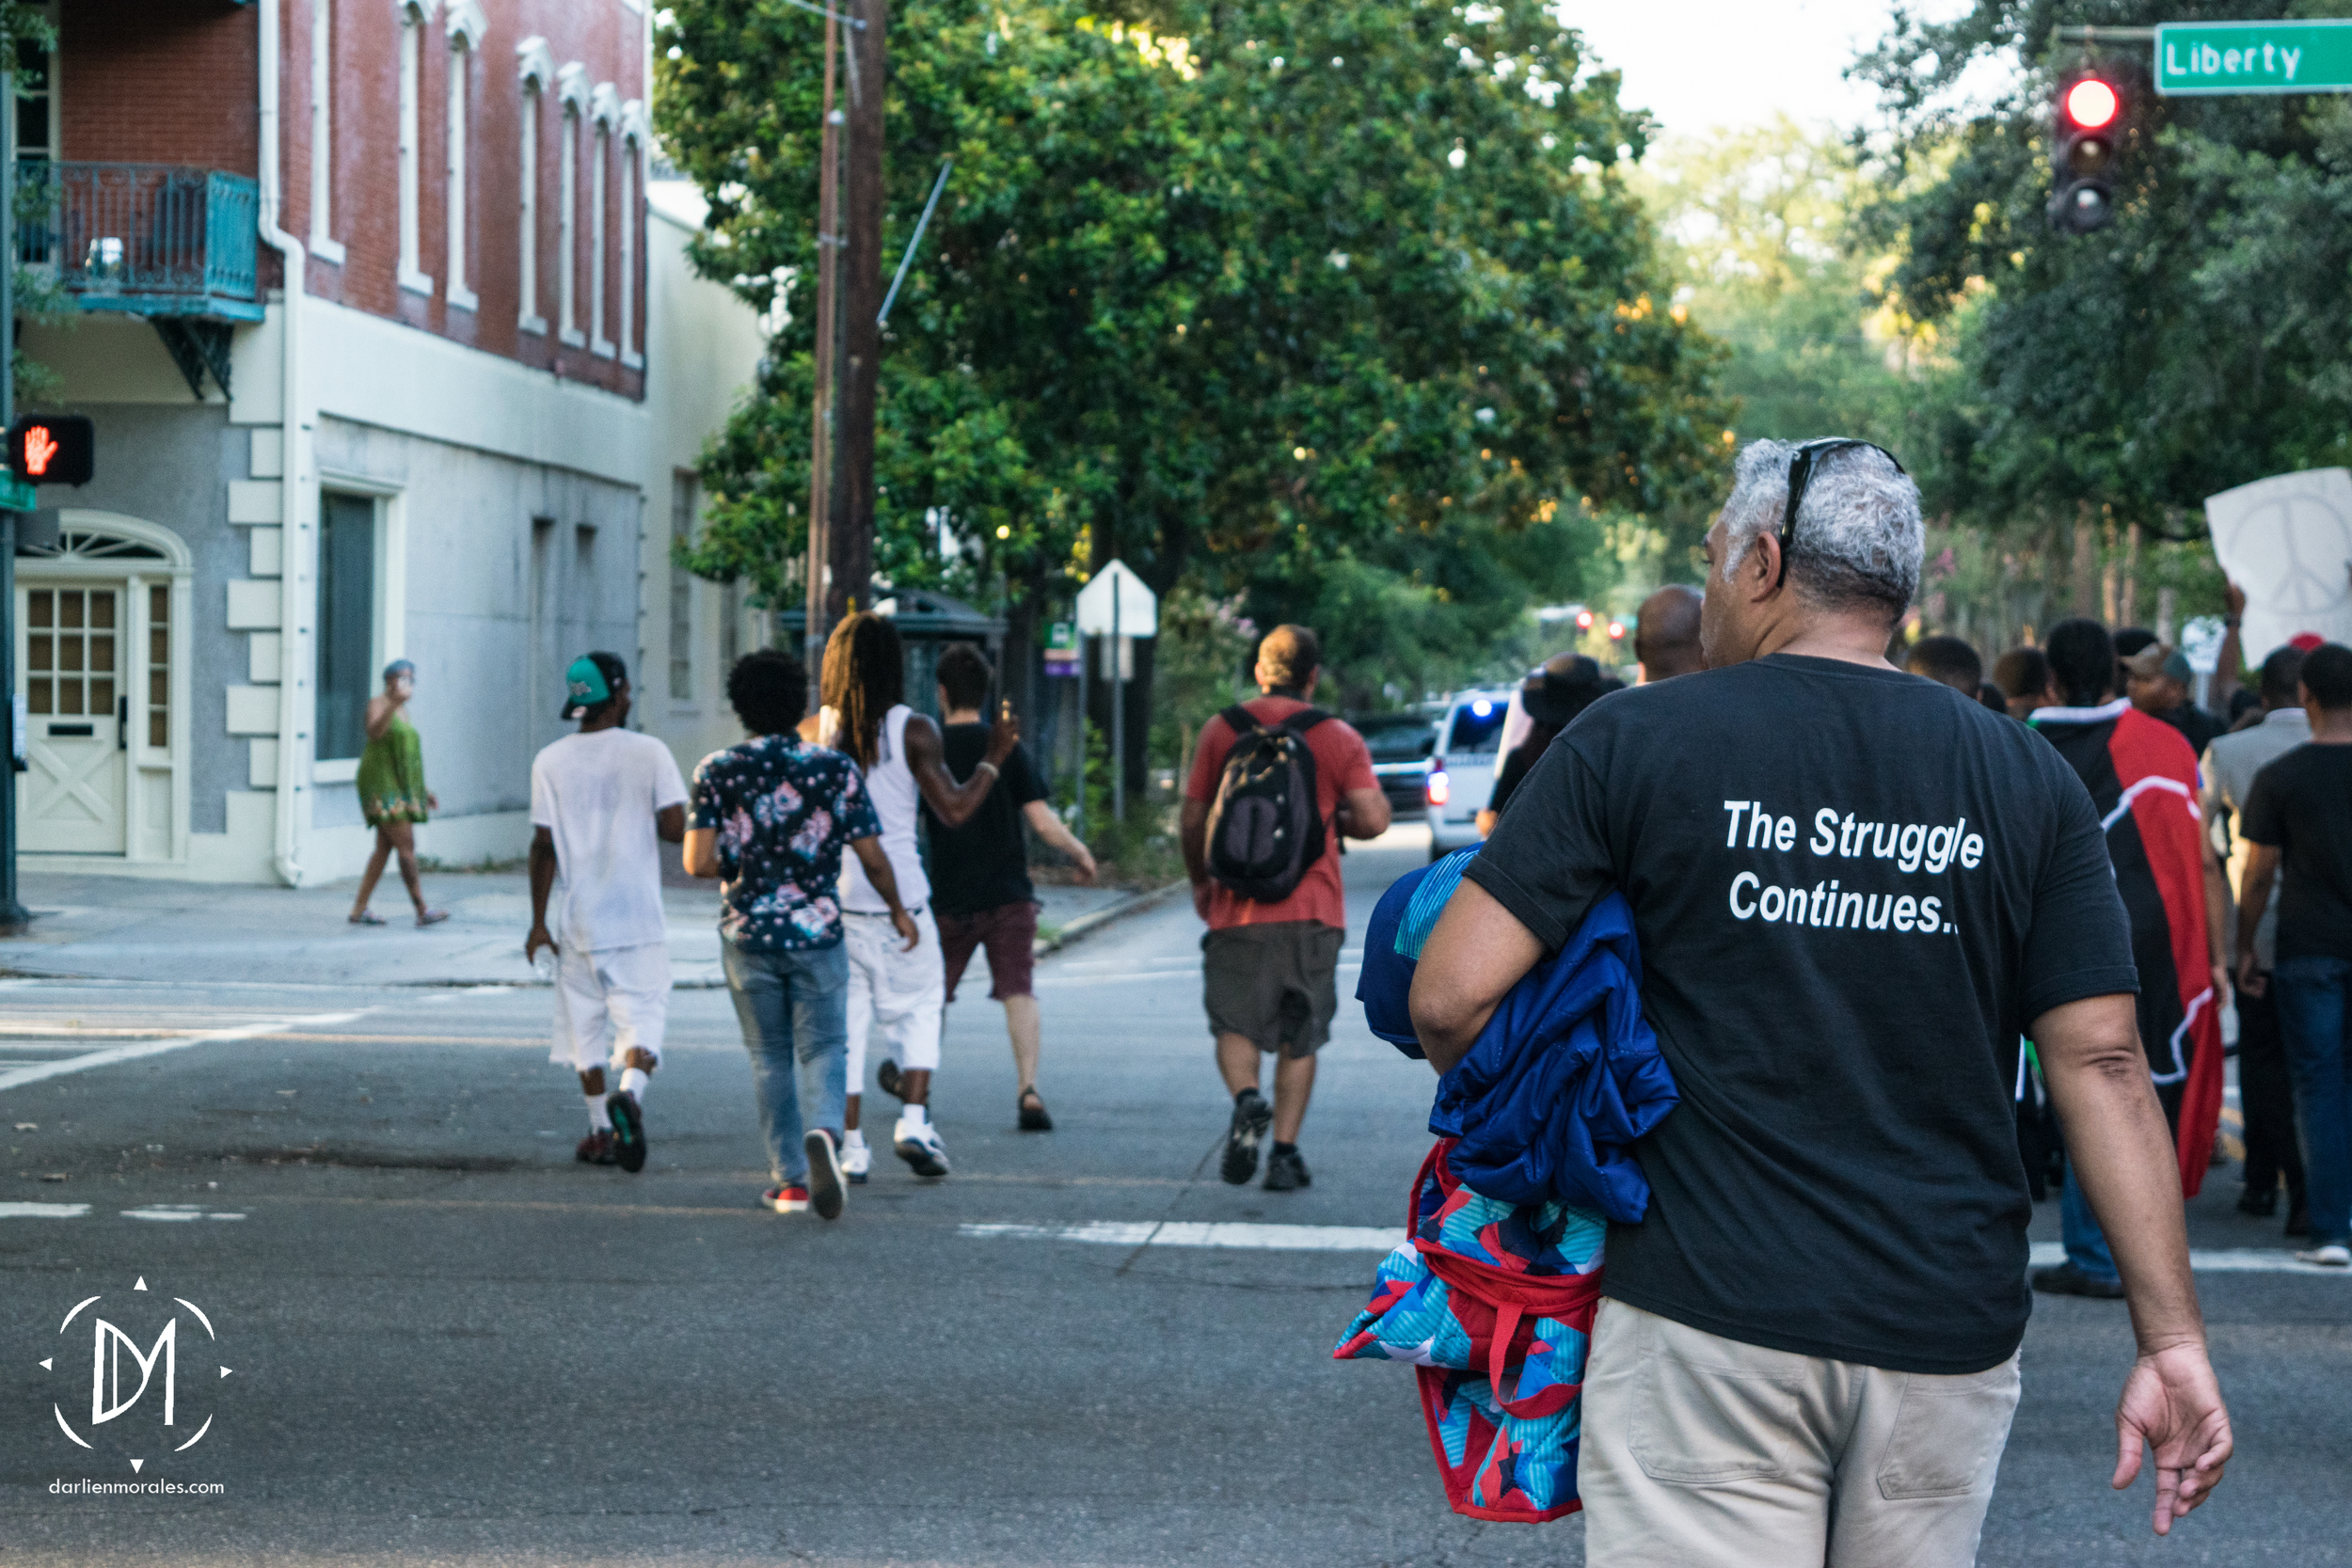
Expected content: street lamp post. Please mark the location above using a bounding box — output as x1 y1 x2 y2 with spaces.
0 64 29 937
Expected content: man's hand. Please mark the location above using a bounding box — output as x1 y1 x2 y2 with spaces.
525 923 556 966
2237 950 2267 998
2210 964 2232 1009
891 908 920 952
2224 579 2247 621
1191 879 1213 921
985 701 1021 767
2115 1341 2233 1535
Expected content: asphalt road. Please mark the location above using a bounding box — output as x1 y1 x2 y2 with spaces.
2 831 2346 1566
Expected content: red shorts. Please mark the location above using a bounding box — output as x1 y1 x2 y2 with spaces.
938 901 1040 1002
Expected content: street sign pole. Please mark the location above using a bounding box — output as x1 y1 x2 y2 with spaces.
0 64 27 938
1111 587 1123 826
1074 626 1088 839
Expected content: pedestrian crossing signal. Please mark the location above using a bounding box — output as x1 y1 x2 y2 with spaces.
8 415 94 486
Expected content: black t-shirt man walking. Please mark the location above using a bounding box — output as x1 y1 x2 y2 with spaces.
1408 438 2233 1564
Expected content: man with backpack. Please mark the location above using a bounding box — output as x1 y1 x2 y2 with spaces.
1180 625 1390 1190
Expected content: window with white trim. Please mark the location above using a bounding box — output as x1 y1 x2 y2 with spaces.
310 0 343 262
669 471 697 701
395 1 434 296
619 111 644 369
555 63 588 348
445 4 485 311
516 38 553 334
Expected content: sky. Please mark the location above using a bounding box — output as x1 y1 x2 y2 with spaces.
1565 0 1933 138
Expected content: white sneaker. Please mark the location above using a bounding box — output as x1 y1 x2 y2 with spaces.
2296 1243 2351 1268
842 1133 871 1185
894 1113 950 1178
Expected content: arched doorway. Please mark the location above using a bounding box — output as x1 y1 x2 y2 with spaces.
14 512 193 861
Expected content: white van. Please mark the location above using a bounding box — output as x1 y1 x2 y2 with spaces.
1424 689 1515 859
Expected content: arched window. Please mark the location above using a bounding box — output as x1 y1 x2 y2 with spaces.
396 0 439 297
619 101 647 369
589 83 619 359
516 38 555 335
444 2 487 311
556 62 590 348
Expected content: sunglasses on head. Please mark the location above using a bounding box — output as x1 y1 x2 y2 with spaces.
1777 438 1905 586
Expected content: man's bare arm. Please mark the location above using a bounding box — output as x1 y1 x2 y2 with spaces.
2234 844 2280 996
1407 877 1547 1072
525 827 560 963
1337 784 1391 841
657 803 686 846
850 835 920 952
682 826 721 879
2032 992 2233 1535
905 707 1021 828
1022 799 1097 882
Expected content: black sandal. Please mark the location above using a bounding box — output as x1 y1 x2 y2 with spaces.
1018 1088 1054 1132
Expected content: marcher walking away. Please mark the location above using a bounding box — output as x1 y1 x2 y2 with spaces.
1181 625 1389 1191
350 659 448 927
523 654 688 1175
2202 643 2312 1234
1409 439 2232 1562
684 648 917 1220
816 613 1018 1180
923 643 1098 1132
2029 619 2233 1299
2234 641 2352 1269
2125 641 2229 755
1480 654 1608 832
1993 645 2050 721
1632 583 1705 682
1904 632 1982 695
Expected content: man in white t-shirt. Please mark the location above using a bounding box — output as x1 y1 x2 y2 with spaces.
525 653 690 1175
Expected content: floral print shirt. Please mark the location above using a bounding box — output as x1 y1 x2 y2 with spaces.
691 734 881 952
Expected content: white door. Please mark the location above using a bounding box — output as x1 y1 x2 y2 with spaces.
16 582 128 854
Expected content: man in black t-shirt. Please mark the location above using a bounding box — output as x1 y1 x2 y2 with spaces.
923 644 1097 1132
1408 438 2233 1563
2235 641 2352 1268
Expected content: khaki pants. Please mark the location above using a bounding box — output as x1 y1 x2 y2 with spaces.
1580 1300 2021 1567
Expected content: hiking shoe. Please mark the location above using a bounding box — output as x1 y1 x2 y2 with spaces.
1018 1089 1054 1132
2031 1261 2125 1299
1221 1090 1272 1185
606 1092 647 1175
894 1114 951 1178
1263 1146 1311 1192
843 1136 871 1185
575 1129 617 1165
877 1058 905 1101
2296 1243 2351 1268
804 1130 846 1221
764 1183 811 1214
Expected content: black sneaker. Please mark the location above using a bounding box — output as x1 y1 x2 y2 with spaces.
803 1129 845 1221
877 1058 904 1101
1221 1090 1272 1185
1263 1146 1311 1192
2031 1261 2124 1299
606 1092 647 1175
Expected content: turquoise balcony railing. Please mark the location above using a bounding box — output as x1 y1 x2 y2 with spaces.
16 162 263 322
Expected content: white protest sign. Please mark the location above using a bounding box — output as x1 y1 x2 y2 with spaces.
2203 468 2352 664
1074 559 1157 638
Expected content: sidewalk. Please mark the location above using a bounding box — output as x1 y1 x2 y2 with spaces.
0 858 1163 990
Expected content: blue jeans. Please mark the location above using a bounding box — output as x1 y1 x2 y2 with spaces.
2273 956 2352 1246
2059 1152 2120 1284
723 939 850 1185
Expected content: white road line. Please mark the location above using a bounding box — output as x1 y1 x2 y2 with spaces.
120 1207 246 1223
0 1009 368 1094
961 1221 1406 1251
2026 1242 2345 1277
0 1203 91 1219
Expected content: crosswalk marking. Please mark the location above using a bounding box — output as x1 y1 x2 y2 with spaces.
961 1221 1406 1251
0 1009 367 1094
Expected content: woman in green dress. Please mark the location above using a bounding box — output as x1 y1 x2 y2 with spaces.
350 660 448 927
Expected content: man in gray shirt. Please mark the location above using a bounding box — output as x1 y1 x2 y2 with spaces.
2203 644 2310 1233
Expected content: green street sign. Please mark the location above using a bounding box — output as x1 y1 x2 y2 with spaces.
2156 20 2352 96
0 475 33 512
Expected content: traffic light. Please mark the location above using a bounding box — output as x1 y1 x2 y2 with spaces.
8 415 94 487
2049 69 2127 235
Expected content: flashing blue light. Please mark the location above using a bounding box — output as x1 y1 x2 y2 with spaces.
1470 698 1493 717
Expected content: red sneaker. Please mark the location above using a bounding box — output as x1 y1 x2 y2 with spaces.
576 1130 617 1165
764 1183 811 1214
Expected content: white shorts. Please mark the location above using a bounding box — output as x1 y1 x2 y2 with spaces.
549 941 672 1074
844 906 944 1086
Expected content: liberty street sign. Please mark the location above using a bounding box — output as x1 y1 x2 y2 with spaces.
2156 20 2352 96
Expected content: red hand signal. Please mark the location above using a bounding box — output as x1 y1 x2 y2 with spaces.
22 424 57 478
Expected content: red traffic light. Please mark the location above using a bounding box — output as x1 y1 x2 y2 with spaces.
1575 610 1595 630
1607 620 1625 640
2064 77 2119 131
8 415 94 487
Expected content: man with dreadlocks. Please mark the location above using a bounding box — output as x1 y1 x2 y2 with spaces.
814 612 1019 1179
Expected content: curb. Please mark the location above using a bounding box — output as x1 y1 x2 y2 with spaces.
1033 881 1186 958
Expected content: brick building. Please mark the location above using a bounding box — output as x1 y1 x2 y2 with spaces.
8 0 756 883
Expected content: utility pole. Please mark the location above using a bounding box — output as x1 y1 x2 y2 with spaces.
829 0 885 627
801 12 844 709
0 63 28 938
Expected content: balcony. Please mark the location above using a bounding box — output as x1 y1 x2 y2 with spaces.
16 163 262 324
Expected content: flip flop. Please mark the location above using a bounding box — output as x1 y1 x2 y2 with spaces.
348 911 387 927
1018 1089 1054 1133
417 909 450 927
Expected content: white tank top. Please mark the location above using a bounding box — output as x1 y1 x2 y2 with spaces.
826 703 930 912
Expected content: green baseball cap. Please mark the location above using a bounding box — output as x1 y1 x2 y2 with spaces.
561 654 614 720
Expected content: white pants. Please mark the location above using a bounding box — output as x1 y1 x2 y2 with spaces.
844 907 944 1088
549 941 672 1074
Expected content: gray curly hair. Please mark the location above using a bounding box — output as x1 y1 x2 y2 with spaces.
1717 438 1922 622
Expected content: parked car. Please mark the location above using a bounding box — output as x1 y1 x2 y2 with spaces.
1425 689 1515 858
1350 709 1441 821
